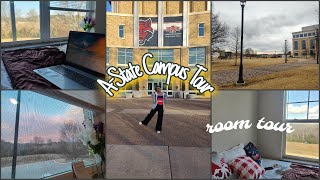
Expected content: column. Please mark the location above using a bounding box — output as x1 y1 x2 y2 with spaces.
183 1 189 47
158 1 164 47
133 1 139 47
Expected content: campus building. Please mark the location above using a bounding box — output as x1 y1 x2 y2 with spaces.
292 24 319 57
106 1 211 97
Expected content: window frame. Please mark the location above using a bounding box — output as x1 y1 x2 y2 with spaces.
294 41 298 50
188 47 206 66
1 1 95 47
301 40 306 49
117 48 133 66
198 23 205 37
282 90 319 162
118 24 125 39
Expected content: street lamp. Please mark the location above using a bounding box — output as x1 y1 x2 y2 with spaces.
237 0 246 85
316 32 319 64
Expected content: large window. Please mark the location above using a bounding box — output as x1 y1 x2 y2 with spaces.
189 47 205 66
148 49 174 66
284 90 319 161
118 48 133 66
1 91 97 179
302 40 306 49
294 41 298 50
1 1 40 42
49 1 94 38
1 1 95 45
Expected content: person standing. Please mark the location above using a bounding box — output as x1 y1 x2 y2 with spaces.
139 86 167 133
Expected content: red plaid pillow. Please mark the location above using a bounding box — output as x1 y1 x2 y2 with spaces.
229 155 265 179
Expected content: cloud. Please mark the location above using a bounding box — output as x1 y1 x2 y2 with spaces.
2 105 85 143
214 1 319 53
288 104 308 114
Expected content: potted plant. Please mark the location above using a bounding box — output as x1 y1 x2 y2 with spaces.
80 17 96 32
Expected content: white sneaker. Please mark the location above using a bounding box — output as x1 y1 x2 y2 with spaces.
139 122 142 125
157 131 161 134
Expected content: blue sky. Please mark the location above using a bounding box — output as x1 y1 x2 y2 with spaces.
286 91 319 120
1 91 85 143
14 1 40 16
106 1 111 12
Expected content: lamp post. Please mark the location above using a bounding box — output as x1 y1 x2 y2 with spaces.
237 0 246 85
316 30 319 64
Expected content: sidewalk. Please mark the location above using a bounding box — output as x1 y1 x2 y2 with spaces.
107 98 211 147
106 144 211 179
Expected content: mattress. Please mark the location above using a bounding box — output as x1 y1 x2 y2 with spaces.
260 158 292 179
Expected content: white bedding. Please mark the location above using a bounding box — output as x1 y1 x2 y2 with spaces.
260 158 292 179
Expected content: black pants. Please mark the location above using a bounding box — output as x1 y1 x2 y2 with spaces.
142 105 164 131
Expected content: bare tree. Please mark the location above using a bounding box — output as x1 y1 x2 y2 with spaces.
230 26 241 66
1 1 11 40
60 121 87 161
211 13 230 52
245 48 254 59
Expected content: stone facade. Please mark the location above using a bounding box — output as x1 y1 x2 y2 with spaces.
292 25 319 58
106 1 211 98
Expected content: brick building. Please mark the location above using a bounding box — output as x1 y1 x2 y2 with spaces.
292 25 319 58
106 1 211 97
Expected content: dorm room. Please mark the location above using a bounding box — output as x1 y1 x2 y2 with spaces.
211 91 319 179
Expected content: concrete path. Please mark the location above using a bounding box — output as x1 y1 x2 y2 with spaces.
107 99 211 147
106 144 211 179
213 60 316 86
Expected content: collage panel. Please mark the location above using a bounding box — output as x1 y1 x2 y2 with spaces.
210 1 319 179
1 0 106 90
1 90 106 179
106 1 212 179
211 1 319 90
211 90 319 179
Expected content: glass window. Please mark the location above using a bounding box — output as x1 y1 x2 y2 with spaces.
198 23 204 37
1 91 97 179
284 90 319 161
148 49 174 66
118 48 133 65
285 90 319 120
303 33 307 37
1 1 40 42
119 25 124 38
300 34 303 37
302 40 306 49
294 41 298 50
310 39 315 49
189 47 205 66
1 1 13 42
308 33 312 36
49 1 94 38
106 47 110 66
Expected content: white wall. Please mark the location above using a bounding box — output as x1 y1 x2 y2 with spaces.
211 91 258 153
257 91 285 159
211 90 285 160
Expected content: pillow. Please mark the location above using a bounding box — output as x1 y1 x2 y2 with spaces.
229 155 265 179
220 143 246 163
244 142 261 165
212 154 231 179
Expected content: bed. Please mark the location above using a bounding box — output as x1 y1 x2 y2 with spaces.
1 44 67 89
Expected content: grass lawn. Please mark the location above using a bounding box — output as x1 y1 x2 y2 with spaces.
286 141 319 160
212 57 300 72
223 64 319 89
